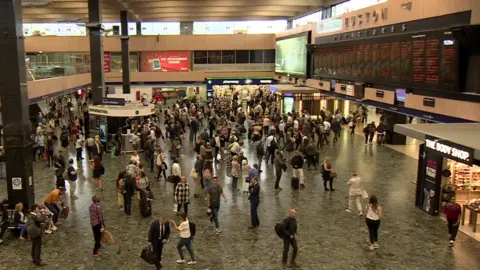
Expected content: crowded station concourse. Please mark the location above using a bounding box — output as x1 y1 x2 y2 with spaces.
1 0 480 269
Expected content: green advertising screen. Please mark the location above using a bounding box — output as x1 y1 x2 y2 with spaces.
275 34 308 76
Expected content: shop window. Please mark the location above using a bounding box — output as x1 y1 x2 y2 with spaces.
249 50 263 64
235 50 249 64
263 49 275 63
194 51 208 64
207 51 222 64
221 50 235 64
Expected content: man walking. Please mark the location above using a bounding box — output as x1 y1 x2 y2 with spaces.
281 209 299 268
148 217 170 269
248 177 260 229
89 195 105 257
207 176 227 234
274 151 286 191
26 204 47 266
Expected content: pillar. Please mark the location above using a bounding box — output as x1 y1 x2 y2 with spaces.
180 21 193 35
120 10 131 94
383 111 407 145
87 0 105 105
0 0 35 208
136 21 142 35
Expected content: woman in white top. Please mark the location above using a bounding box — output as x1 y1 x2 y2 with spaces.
170 212 196 265
365 195 383 251
130 151 140 164
346 172 364 216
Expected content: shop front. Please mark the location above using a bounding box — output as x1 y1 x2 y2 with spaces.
395 123 480 240
206 78 277 99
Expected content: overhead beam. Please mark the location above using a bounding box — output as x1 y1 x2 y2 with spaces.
133 6 311 14
140 16 291 21
127 0 324 8
139 11 298 18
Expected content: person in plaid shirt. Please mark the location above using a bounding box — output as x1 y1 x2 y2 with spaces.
175 177 190 216
89 196 105 257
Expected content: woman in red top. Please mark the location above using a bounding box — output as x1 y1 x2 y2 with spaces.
443 198 462 247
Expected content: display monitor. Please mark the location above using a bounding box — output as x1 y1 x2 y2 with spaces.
330 80 336 91
275 32 310 76
395 88 407 103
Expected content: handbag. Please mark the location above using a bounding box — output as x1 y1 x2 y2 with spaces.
59 206 70 219
330 171 337 178
362 189 369 199
101 229 115 245
140 245 157 265
190 168 198 179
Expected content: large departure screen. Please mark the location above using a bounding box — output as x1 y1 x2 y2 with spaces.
276 33 309 76
311 30 458 91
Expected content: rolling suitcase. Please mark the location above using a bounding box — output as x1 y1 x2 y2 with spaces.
291 177 300 190
139 190 152 217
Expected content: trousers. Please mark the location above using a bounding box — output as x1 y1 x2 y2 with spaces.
31 237 42 264
282 238 298 264
92 224 102 253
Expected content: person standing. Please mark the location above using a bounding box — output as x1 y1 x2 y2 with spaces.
255 140 265 172
365 195 383 250
170 212 196 265
346 172 363 216
148 217 170 270
26 204 47 266
91 157 104 190
321 158 334 191
89 196 105 257
175 177 190 216
231 156 240 191
291 151 305 187
123 171 137 216
66 158 79 200
443 198 461 247
281 209 299 268
266 133 278 165
207 176 227 234
274 150 286 191
75 136 84 161
248 177 260 229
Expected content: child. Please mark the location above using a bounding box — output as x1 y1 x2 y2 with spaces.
231 156 240 191
241 160 251 193
116 171 126 210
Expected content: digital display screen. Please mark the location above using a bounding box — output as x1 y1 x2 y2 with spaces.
395 88 406 102
283 97 294 113
311 30 457 91
276 34 309 76
330 80 336 91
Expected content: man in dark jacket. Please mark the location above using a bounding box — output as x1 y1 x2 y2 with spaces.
291 150 305 186
189 117 198 143
281 209 299 268
248 177 260 229
123 172 138 216
200 128 209 143
27 204 47 266
148 217 170 270
331 119 341 143
274 151 286 191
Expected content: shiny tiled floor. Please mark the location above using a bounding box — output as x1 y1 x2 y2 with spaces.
1 127 480 270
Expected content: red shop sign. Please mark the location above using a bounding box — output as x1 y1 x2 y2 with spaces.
104 52 111 73
140 51 190 72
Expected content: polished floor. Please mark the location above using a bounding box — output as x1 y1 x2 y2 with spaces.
1 127 480 270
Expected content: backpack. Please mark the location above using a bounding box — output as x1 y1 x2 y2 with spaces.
274 222 285 239
189 221 196 239
270 138 278 149
61 132 69 147
256 142 265 156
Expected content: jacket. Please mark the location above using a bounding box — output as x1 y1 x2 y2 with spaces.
248 183 260 204
275 155 286 173
26 213 47 239
148 220 170 249
282 217 297 239
291 155 304 169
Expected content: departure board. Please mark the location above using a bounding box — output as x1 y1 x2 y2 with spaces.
311 30 458 91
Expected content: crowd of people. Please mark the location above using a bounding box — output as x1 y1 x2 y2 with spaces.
0 88 462 269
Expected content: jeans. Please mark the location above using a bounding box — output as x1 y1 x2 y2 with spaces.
251 203 260 226
156 167 167 180
76 148 83 160
275 170 282 189
323 177 333 190
92 224 102 253
124 194 132 215
282 238 298 264
447 218 460 241
306 155 316 169
177 238 195 261
44 202 60 224
348 195 363 213
232 176 238 189
210 206 220 228
266 147 275 164
366 218 381 244
177 203 189 216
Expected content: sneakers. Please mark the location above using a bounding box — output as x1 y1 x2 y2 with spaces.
51 225 58 231
176 259 186 264
215 228 222 234
44 229 52 234
187 261 197 265
449 240 454 247
373 243 379 249
358 212 363 217
92 252 100 257
345 209 352 213
368 245 375 250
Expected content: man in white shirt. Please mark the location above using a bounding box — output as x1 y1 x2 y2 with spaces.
265 134 277 164
293 119 299 131
278 120 286 146
130 133 140 151
323 120 331 132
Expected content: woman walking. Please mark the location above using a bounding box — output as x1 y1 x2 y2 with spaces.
231 156 240 191
170 212 196 265
365 195 383 250
241 159 251 193
346 172 364 216
91 156 104 190
321 157 334 191
115 171 126 210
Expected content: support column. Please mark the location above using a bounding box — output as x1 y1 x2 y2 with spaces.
87 0 105 105
136 21 142 35
121 10 131 94
0 0 35 208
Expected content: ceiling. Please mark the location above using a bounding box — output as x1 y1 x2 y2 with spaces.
21 0 339 23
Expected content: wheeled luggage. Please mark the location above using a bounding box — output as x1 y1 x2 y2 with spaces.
139 190 153 217
291 177 300 190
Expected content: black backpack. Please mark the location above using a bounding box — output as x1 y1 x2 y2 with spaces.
274 222 285 239
189 221 196 239
270 139 278 149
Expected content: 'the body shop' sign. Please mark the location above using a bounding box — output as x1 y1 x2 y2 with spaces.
425 135 474 165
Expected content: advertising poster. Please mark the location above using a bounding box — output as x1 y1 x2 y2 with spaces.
104 52 111 73
140 51 190 72
275 34 308 76
283 96 294 114
420 149 443 215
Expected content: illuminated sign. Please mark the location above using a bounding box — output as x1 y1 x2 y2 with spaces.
425 135 474 165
